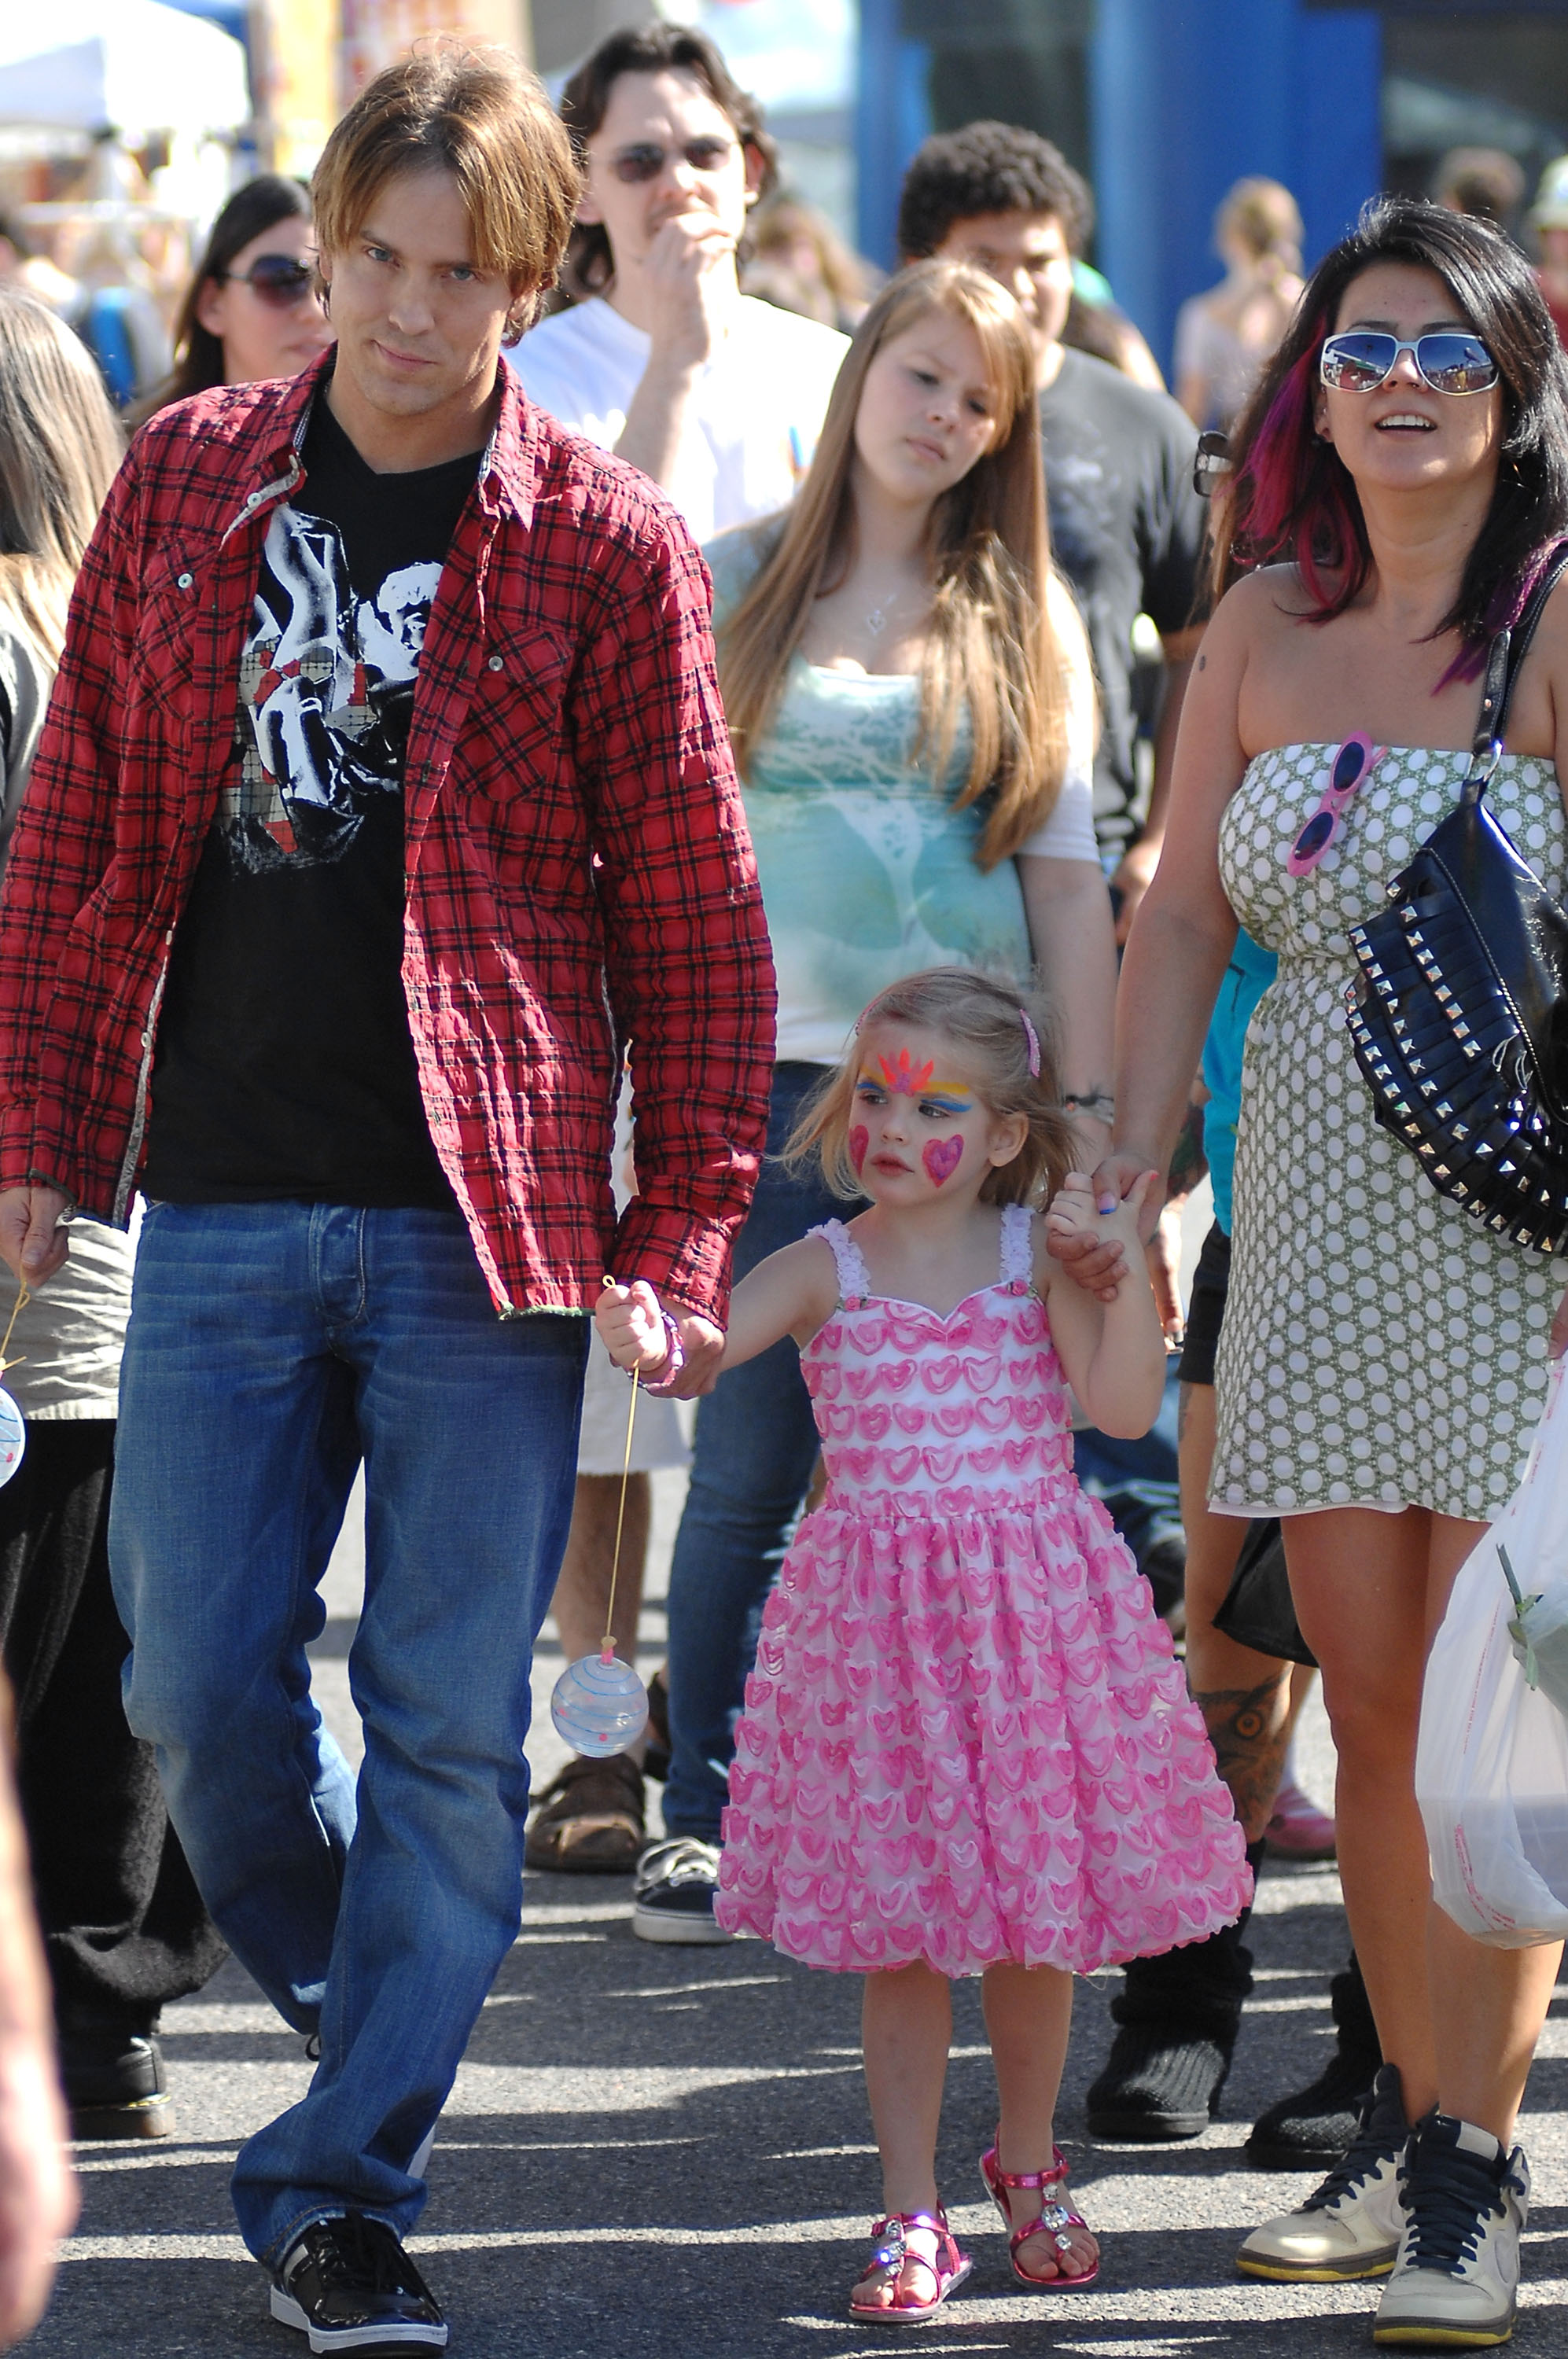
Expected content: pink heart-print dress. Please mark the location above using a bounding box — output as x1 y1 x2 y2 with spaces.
715 1202 1253 1974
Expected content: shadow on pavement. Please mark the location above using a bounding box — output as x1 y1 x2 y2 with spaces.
24 1862 1568 2358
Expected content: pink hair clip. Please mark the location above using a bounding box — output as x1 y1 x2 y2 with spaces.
1019 1008 1041 1078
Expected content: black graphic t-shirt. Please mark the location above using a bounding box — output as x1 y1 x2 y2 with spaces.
1037 348 1205 859
143 396 481 1206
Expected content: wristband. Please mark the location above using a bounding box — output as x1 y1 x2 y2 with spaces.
635 1310 686 1395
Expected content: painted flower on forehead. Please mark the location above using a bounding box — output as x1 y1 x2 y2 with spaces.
874 1048 937 1096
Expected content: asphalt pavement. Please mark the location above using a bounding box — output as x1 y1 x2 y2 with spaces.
25 1469 1568 2359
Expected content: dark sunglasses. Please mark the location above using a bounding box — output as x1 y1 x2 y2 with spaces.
1319 331 1498 396
219 253 318 309
1194 428 1230 499
604 137 736 184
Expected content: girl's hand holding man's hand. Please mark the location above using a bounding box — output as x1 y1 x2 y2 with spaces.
596 1279 727 1398
595 1279 672 1375
1047 1169 1160 1294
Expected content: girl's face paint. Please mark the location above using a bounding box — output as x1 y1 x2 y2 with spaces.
850 1021 1009 1202
922 1135 963 1187
875 1047 935 1097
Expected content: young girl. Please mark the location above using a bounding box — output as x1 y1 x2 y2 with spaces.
598 968 1253 2323
640 259 1113 1940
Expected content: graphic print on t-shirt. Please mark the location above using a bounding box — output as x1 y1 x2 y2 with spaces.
226 501 441 873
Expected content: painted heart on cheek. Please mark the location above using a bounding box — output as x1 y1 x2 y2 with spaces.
923 1135 963 1187
849 1124 869 1177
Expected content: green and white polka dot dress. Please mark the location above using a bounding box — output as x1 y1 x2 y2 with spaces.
1213 742 1568 1522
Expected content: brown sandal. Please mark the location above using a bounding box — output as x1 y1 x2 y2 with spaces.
524 1752 644 1873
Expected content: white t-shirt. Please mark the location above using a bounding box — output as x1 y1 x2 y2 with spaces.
510 294 849 542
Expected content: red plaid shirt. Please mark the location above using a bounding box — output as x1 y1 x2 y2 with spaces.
0 355 775 1319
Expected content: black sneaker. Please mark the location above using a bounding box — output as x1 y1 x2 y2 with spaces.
58 2028 174 2141
270 2212 447 2353
631 1836 733 1945
1247 1954 1380 2171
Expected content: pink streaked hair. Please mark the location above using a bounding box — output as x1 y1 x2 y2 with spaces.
1229 318 1369 616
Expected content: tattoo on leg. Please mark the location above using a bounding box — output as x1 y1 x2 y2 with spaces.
1191 1676 1290 1843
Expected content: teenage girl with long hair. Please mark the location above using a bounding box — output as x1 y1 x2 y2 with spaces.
602 967 1250 2319
1099 197 1568 2344
642 259 1120 1941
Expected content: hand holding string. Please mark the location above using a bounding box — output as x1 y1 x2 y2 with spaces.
547 1280 653 1757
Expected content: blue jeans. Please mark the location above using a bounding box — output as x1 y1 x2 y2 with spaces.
109 1203 587 2265
663 1063 855 1839
1073 1357 1183 1574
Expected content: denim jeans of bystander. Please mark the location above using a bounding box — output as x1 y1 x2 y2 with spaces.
661 1062 854 1840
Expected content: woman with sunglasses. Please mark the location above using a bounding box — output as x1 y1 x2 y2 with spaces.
1092 198 1568 2346
137 175 332 420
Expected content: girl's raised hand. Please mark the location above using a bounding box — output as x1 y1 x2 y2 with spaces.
595 1279 670 1375
1046 1169 1160 1287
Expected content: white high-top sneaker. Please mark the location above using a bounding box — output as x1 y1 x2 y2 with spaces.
1237 2063 1408 2281
1375 2111 1529 2348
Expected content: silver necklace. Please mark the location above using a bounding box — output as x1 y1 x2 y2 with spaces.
865 587 904 638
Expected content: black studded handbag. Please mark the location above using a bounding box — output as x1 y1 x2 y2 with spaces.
1345 546 1568 1253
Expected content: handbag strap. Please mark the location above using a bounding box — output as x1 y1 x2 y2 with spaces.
1463 539 1568 808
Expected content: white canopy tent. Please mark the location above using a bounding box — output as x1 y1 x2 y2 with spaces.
0 0 249 141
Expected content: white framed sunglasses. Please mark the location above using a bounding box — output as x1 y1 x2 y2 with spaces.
1319 331 1499 397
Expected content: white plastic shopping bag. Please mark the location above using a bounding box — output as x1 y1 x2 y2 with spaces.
1416 1360 1568 1947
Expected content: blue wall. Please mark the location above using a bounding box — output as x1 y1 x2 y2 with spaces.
856 0 933 269
1090 0 1382 372
854 0 1383 367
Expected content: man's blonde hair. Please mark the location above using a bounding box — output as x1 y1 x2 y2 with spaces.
313 42 579 329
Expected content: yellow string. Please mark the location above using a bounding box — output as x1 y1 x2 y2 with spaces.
603 1370 639 1662
600 1277 639 1662
0 1277 29 1376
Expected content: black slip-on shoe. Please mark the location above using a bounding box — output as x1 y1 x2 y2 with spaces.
269 2212 447 2353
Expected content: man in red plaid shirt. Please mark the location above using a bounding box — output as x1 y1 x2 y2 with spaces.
0 47 772 2352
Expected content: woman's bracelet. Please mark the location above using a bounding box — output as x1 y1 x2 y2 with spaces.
1063 1091 1116 1123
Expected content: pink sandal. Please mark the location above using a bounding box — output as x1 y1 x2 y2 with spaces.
847 2208 973 2325
979 2139 1100 2289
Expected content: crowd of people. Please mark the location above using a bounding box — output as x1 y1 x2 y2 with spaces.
0 20 1561 2357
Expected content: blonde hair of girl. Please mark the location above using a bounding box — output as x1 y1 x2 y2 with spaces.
717 259 1072 871
1216 177 1303 285
0 289 121 666
787 966 1077 1209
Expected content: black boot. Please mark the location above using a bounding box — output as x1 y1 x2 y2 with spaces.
1246 1951 1380 2170
57 2015 173 2141
1086 1841 1263 2140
